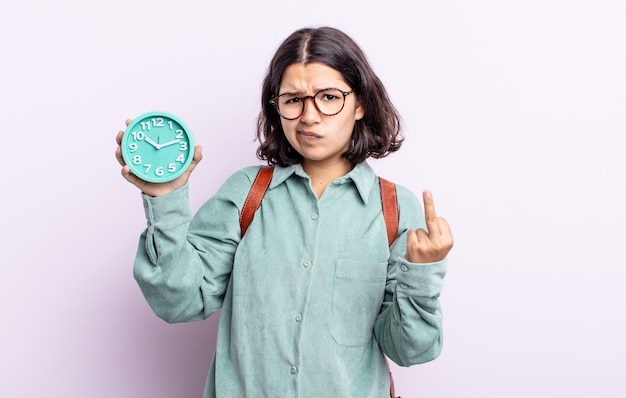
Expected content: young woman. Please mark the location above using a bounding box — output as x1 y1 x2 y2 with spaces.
115 26 453 398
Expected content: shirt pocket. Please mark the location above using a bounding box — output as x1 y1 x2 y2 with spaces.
330 259 388 347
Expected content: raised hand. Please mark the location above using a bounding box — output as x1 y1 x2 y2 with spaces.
406 190 454 263
115 119 203 197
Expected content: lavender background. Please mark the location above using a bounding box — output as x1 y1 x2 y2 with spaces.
1 1 625 397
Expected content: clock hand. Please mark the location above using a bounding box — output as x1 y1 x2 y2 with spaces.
144 136 161 149
159 139 181 148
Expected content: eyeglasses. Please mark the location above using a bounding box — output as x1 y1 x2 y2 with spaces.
269 88 353 120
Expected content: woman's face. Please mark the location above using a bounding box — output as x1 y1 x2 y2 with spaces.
278 62 364 169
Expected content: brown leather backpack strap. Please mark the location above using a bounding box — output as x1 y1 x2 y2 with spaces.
379 177 399 247
240 166 274 237
380 176 400 397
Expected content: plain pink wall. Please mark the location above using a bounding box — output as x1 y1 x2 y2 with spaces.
2 1 625 397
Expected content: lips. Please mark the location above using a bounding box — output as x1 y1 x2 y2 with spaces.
298 130 322 139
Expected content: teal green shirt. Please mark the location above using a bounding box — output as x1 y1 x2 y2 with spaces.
134 162 447 398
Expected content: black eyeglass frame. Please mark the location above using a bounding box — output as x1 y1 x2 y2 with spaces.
269 88 354 120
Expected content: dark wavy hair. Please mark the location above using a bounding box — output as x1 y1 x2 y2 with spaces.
256 27 403 166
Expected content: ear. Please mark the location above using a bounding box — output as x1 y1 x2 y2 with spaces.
354 98 365 121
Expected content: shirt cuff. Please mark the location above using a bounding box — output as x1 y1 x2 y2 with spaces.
395 257 448 298
141 184 193 229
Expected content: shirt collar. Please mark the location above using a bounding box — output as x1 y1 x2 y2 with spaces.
269 161 377 204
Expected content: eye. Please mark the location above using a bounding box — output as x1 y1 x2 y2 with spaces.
284 96 303 104
317 89 342 102
278 94 302 106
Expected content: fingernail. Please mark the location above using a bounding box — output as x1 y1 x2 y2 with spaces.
424 190 432 199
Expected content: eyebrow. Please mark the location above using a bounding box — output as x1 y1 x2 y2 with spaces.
278 87 338 96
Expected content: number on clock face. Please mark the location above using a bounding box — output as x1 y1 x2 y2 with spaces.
121 112 195 183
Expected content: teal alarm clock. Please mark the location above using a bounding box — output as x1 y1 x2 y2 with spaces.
121 111 195 183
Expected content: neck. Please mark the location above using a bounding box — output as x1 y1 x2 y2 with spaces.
302 158 353 198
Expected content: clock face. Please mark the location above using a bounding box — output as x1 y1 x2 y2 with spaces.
121 112 195 183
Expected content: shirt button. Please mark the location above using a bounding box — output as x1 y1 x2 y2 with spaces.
401 265 409 272
291 366 298 374
303 261 312 269
400 283 409 289
295 314 302 322
311 213 318 220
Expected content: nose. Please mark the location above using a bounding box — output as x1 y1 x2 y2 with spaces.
299 96 321 125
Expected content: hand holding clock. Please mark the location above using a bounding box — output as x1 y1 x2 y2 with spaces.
115 115 203 197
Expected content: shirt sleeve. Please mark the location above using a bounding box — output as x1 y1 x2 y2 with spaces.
373 184 448 366
132 169 255 323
